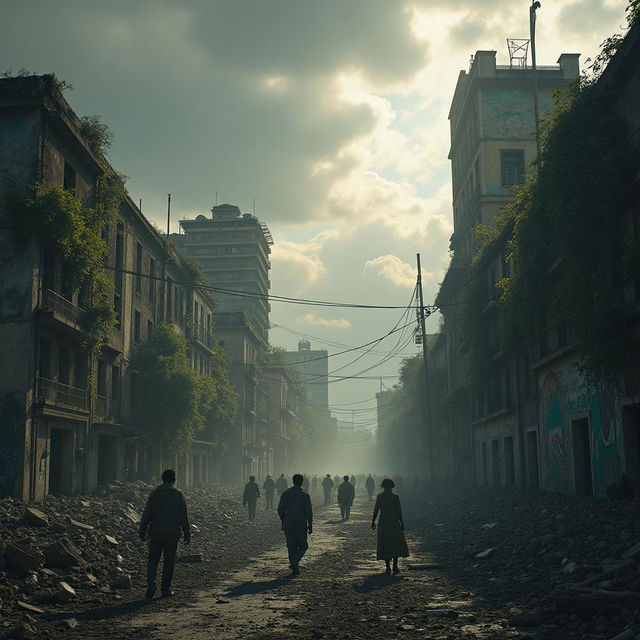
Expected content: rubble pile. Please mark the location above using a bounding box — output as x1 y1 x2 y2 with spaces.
409 487 640 639
0 481 249 639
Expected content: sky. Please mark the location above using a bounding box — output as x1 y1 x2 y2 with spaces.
2 0 629 428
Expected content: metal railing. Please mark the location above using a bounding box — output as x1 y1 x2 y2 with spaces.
189 323 212 347
41 289 84 325
37 377 88 410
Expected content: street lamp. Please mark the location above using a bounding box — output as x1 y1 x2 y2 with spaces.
530 0 542 158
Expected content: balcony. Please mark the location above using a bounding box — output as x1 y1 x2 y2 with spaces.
39 289 84 330
187 322 213 349
37 377 88 412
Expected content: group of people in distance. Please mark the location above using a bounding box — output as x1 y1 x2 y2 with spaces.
139 469 408 597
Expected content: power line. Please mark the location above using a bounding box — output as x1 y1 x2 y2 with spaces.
105 266 410 310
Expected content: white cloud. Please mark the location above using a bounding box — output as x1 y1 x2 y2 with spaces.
364 255 420 288
295 313 351 329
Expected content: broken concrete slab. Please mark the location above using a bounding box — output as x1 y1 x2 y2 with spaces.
16 601 44 614
44 538 88 569
24 506 49 527
5 542 44 572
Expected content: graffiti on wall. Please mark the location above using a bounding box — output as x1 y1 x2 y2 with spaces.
540 365 623 496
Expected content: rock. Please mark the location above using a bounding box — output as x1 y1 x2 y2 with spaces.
104 534 118 546
44 538 87 569
16 600 44 614
5 542 44 573
111 574 132 589
67 518 94 531
54 581 76 602
508 612 542 627
61 618 79 630
24 507 49 528
51 521 67 534
475 547 494 558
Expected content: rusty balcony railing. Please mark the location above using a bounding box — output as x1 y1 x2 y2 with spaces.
37 377 88 411
41 289 84 326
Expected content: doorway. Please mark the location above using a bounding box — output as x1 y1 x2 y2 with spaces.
491 439 500 486
504 436 515 485
526 430 539 490
572 418 593 496
97 434 118 486
49 428 74 494
481 442 488 486
623 405 640 494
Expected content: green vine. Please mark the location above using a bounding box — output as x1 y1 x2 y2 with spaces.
12 176 124 353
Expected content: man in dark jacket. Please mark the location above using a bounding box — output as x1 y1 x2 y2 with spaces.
337 475 355 521
263 474 276 509
139 469 191 599
243 475 260 520
277 473 312 576
321 474 334 507
275 473 288 496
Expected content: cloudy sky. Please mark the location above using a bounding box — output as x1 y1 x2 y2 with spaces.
2 0 628 422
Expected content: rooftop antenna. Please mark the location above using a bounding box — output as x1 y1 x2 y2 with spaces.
139 198 142 212
166 193 171 236
253 198 256 216
506 38 530 68
215 190 218 206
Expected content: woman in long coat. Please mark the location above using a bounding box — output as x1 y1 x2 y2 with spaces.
371 478 409 574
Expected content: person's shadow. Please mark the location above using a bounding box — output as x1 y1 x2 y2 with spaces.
352 573 402 593
222 575 293 598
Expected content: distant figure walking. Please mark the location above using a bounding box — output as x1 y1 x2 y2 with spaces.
302 475 310 492
321 474 334 507
275 473 288 497
263 474 276 509
365 474 375 501
243 475 260 520
337 475 355 521
277 473 313 576
371 478 409 575
139 469 191 599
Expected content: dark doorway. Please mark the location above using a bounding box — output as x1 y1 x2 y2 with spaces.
504 436 515 485
572 418 593 496
49 428 74 494
526 430 539 490
623 405 640 495
481 442 488 486
97 434 118 486
491 439 500 486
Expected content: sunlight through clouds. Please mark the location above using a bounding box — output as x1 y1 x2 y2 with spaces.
295 313 352 329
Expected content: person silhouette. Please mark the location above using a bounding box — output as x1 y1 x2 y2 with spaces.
371 478 409 574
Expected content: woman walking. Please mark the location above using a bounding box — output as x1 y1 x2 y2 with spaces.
371 478 409 574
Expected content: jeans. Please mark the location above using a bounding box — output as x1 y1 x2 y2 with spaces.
247 500 257 520
265 492 274 509
340 504 351 520
147 539 178 593
323 490 331 506
284 525 308 568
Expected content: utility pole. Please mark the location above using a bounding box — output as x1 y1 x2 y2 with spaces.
166 193 172 236
530 1 542 158
416 254 434 483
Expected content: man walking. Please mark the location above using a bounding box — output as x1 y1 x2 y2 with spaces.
337 475 355 521
243 475 260 520
365 474 375 501
263 474 276 509
275 473 288 497
277 473 313 576
321 473 334 507
139 469 191 599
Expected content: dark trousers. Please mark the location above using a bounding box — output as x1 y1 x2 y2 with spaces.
265 492 274 509
247 500 257 520
340 504 351 520
284 525 308 568
147 539 178 593
323 490 331 506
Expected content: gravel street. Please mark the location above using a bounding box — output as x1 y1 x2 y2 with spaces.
2 485 639 640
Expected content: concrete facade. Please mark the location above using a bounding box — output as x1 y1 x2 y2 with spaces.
0 75 222 499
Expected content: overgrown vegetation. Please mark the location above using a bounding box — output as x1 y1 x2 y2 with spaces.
12 177 124 353
80 115 113 155
132 324 238 460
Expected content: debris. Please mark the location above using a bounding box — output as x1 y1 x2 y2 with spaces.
621 540 640 560
5 542 44 572
104 534 118 546
177 553 203 563
111 574 132 590
44 538 87 569
67 518 94 531
24 507 49 528
474 547 494 558
61 618 79 630
16 601 44 614
508 611 542 627
53 581 76 602
481 522 497 529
